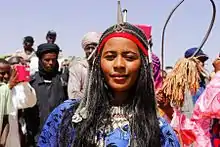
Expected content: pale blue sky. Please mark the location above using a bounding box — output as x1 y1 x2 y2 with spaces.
0 0 219 70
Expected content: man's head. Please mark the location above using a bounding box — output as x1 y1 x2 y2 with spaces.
46 30 57 44
0 59 11 83
23 36 34 50
61 59 69 68
161 70 167 81
81 32 101 62
184 47 209 66
213 57 220 73
165 66 173 74
36 43 60 73
8 56 25 65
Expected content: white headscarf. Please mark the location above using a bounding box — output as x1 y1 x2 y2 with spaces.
81 32 101 49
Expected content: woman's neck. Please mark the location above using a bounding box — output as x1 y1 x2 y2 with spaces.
111 91 130 106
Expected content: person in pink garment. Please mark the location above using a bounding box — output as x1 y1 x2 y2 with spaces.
172 57 220 146
190 57 220 147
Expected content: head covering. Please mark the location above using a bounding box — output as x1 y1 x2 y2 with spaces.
36 43 60 78
81 32 101 49
46 30 57 37
135 25 161 89
36 43 60 58
184 47 209 62
152 53 162 90
97 23 149 56
135 24 152 40
23 36 34 44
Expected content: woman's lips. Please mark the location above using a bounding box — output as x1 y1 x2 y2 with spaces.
110 74 128 83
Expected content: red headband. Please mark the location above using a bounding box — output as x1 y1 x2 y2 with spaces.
97 32 148 56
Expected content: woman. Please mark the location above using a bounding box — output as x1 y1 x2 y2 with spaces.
38 23 179 147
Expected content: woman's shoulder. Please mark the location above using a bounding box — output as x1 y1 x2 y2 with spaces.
159 117 180 147
53 99 79 112
37 99 80 147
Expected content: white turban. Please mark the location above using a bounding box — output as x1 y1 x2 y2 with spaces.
81 32 101 49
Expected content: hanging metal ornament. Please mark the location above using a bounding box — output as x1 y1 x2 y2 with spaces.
123 9 128 22
160 0 216 73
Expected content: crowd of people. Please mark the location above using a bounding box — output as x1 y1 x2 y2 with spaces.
0 8 220 147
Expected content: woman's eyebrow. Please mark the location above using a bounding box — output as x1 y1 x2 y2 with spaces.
102 50 117 55
122 50 138 55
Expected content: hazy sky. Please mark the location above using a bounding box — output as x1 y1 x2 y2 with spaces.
0 0 219 70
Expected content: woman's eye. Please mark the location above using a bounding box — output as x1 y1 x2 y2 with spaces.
125 56 136 61
105 55 115 61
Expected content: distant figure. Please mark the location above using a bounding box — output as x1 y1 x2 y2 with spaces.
68 32 101 99
184 47 209 104
46 30 57 44
6 56 37 147
13 36 38 75
46 30 64 68
161 70 167 81
60 59 70 74
24 43 68 146
0 58 36 147
165 66 173 74
13 36 35 61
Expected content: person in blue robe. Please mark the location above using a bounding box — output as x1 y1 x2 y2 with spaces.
38 22 180 147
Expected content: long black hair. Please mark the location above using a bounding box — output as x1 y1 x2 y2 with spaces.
72 23 161 147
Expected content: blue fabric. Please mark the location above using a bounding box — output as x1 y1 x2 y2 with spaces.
184 47 208 60
37 99 78 147
192 81 206 104
38 100 180 147
159 117 180 147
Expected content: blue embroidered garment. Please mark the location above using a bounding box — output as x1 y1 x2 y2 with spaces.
38 100 180 147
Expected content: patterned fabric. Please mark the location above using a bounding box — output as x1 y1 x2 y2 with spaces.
210 119 220 147
152 53 163 90
38 100 180 147
159 117 180 147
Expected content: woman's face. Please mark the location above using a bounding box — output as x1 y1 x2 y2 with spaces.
101 37 141 92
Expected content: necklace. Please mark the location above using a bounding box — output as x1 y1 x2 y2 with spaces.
96 106 132 147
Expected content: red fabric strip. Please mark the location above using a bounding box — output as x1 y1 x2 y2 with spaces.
97 32 148 56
